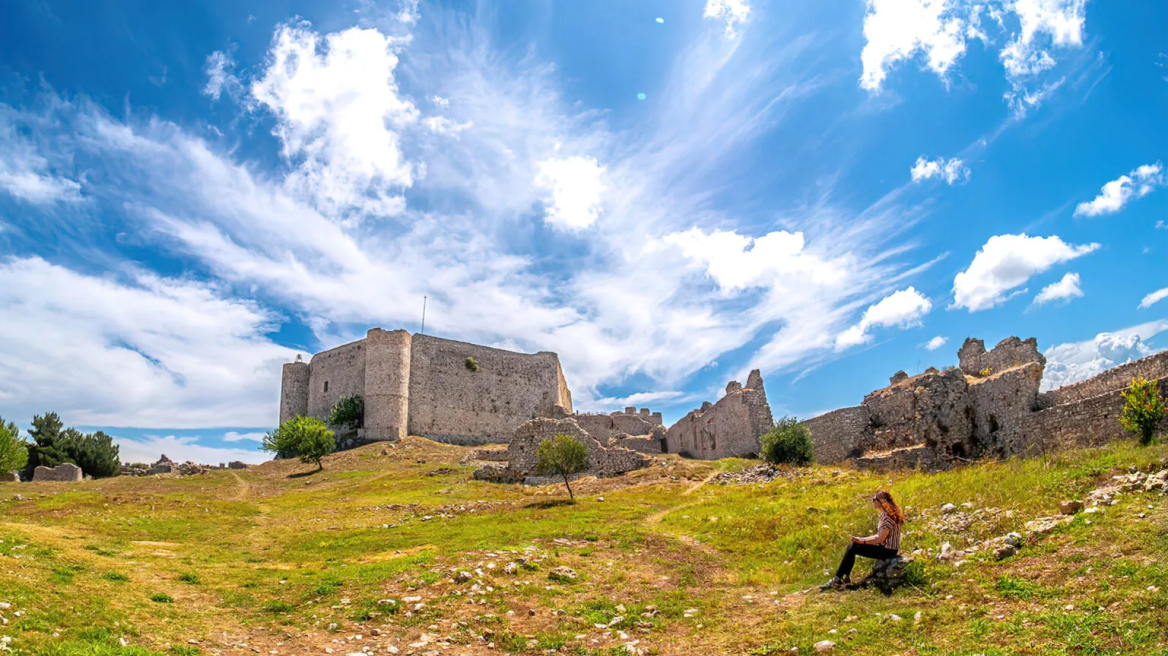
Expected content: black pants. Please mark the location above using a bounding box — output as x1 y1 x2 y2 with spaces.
835 542 898 579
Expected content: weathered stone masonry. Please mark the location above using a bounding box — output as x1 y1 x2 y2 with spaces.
473 417 651 484
665 369 774 460
806 336 1168 470
280 329 573 445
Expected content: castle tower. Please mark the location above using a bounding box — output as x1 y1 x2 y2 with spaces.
279 359 311 424
364 328 412 441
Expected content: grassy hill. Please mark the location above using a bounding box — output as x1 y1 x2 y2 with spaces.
1 438 1167 656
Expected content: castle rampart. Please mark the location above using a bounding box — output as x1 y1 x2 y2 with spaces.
665 369 774 459
279 329 572 445
806 336 1168 471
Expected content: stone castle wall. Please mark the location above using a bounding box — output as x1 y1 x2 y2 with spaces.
407 334 572 445
476 417 650 483
808 336 1168 471
279 329 572 445
32 463 83 482
1046 350 1168 405
665 369 774 460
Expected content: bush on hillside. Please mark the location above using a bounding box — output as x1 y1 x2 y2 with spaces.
328 395 364 431
22 413 120 478
0 416 29 475
760 417 814 466
535 434 589 500
1120 377 1165 446
263 416 335 471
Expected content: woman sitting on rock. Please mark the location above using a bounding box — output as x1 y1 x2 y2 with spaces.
821 490 904 590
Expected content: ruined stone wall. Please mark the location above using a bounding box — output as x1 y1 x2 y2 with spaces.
969 363 1044 457
664 370 774 459
305 339 367 421
574 410 662 443
805 405 870 465
958 337 1044 376
32 463 82 482
406 335 572 445
863 368 973 457
4 471 19 482
1017 378 1168 455
1046 351 1168 405
279 361 310 424
501 418 649 480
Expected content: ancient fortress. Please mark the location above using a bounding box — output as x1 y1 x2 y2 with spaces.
806 336 1168 470
280 329 572 445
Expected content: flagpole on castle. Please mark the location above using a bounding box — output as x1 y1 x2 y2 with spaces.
420 295 427 335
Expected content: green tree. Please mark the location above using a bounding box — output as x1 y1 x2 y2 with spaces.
1120 377 1166 446
24 412 73 476
759 416 814 466
328 395 364 431
535 434 589 500
68 430 121 478
0 416 29 475
263 416 335 471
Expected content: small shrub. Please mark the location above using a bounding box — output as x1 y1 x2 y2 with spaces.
263 600 293 613
1120 377 1165 446
535 434 589 500
979 367 992 377
759 417 814 466
465 357 480 372
102 572 129 582
328 395 364 431
178 572 200 584
262 416 335 470
172 646 201 656
151 593 174 603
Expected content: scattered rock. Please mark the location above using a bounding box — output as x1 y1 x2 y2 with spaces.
941 503 957 514
548 566 578 582
995 545 1016 560
814 639 836 653
1059 500 1083 515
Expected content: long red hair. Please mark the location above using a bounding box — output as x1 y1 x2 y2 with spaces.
874 490 905 525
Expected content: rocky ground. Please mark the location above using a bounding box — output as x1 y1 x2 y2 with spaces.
1 438 1167 655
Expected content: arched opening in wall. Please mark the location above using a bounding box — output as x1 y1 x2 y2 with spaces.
989 414 1000 434
659 439 668 453
324 381 330 393
949 442 966 459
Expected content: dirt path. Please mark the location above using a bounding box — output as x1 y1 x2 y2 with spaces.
644 471 721 526
228 471 251 501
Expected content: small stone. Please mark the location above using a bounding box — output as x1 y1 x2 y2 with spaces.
1060 500 1083 515
455 571 473 584
814 640 836 653
548 566 578 582
995 545 1017 560
941 503 957 514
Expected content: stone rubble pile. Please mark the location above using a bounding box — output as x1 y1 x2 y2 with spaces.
121 455 235 477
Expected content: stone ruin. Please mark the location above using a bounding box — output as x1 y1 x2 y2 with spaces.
122 455 236 477
806 336 1168 470
555 406 667 455
473 417 652 484
31 463 83 482
3 470 20 482
665 370 775 459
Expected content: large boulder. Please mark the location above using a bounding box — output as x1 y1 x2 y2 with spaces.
3 471 19 482
32 463 83 482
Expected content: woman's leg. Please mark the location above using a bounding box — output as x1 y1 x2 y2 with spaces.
836 544 897 579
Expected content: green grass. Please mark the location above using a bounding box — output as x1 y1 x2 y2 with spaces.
2 437 1167 655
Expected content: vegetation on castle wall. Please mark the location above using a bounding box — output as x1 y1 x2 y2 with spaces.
1120 376 1165 446
263 416 335 470
760 417 814 465
465 356 480 372
328 395 365 431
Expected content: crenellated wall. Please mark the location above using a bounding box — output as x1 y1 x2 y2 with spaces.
1045 350 1168 405
664 370 774 460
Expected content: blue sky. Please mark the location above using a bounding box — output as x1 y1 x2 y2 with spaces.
0 0 1165 465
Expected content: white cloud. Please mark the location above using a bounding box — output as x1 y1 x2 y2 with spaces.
114 434 269 466
860 0 968 92
952 233 1099 311
1033 271 1083 305
704 0 752 37
0 110 83 205
223 431 267 443
421 116 473 136
924 335 948 350
203 50 241 101
1074 162 1165 217
661 228 847 293
860 0 1087 115
910 156 970 184
1140 287 1168 310
1042 320 1168 391
0 257 295 427
250 23 420 221
836 287 932 349
534 155 606 230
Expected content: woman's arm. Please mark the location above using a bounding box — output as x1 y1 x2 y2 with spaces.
852 524 890 545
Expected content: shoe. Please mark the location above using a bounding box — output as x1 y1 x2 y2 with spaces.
819 576 845 591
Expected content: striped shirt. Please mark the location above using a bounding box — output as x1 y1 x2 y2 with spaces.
878 512 902 551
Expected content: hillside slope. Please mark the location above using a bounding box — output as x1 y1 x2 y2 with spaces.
1 437 1167 655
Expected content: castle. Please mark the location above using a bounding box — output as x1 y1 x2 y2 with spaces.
805 336 1168 470
279 329 572 445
